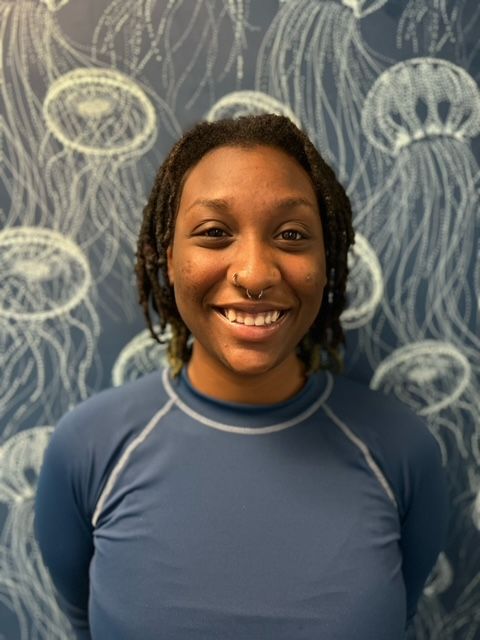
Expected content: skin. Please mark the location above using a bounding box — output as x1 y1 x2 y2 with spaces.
167 144 327 404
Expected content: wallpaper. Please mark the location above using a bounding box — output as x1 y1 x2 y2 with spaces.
0 1 479 638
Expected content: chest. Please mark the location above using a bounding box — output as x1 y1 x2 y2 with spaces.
89 427 406 639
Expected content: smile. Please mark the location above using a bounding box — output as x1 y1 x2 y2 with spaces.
219 308 288 326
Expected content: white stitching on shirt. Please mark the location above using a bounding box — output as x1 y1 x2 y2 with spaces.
162 368 334 435
322 402 398 509
91 398 175 528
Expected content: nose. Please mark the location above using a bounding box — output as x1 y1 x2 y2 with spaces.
229 236 281 293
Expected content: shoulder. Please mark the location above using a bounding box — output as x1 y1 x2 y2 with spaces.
324 373 444 516
42 369 170 514
326 373 437 453
54 369 168 443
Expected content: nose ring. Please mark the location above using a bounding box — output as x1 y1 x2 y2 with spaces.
246 288 263 300
232 272 264 300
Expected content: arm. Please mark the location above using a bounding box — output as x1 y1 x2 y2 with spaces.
399 427 449 625
34 419 94 639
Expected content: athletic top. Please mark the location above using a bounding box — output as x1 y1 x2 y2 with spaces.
34 367 448 640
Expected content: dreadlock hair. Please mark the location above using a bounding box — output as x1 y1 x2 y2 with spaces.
135 113 354 377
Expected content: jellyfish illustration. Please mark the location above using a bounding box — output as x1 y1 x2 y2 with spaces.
424 553 454 597
435 465 480 640
0 427 73 640
112 326 171 387
369 340 480 470
0 227 100 438
341 233 384 331
255 0 390 190
359 58 480 367
42 68 158 159
92 0 252 117
370 341 471 417
205 90 301 124
41 67 181 314
0 0 94 229
406 553 453 640
396 0 462 55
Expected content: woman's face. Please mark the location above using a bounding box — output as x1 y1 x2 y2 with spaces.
167 144 327 385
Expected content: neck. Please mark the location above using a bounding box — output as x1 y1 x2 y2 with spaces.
186 349 307 405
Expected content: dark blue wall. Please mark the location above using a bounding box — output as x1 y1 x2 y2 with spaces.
0 1 479 638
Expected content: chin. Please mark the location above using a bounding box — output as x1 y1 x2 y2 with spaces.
222 354 287 378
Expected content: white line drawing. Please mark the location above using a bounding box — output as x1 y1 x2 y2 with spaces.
255 0 389 190
341 232 384 330
370 341 470 416
411 594 450 640
40 67 182 316
0 227 100 439
0 0 95 230
358 58 480 366
92 0 252 116
40 0 70 10
0 427 73 640
112 326 171 386
424 553 454 597
205 90 301 125
431 466 480 640
396 0 461 55
43 68 157 159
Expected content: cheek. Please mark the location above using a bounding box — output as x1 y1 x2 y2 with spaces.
301 259 327 290
173 258 217 305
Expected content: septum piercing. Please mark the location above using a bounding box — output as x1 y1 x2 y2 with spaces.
246 288 263 300
233 272 264 300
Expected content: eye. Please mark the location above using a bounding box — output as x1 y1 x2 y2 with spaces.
201 227 227 238
279 229 306 241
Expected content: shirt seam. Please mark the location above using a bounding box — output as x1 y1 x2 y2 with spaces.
322 402 398 509
91 397 175 527
162 368 334 435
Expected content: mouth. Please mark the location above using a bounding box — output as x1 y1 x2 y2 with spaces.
215 307 289 327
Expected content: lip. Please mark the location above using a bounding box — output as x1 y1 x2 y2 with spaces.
212 302 291 313
213 307 290 342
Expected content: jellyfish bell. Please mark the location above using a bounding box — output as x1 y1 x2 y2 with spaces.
11 259 53 282
205 90 301 126
74 96 115 120
43 68 157 158
341 232 383 330
370 341 471 415
112 326 171 386
362 58 480 156
0 227 91 323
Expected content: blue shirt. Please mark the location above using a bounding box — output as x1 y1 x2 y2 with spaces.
35 368 448 639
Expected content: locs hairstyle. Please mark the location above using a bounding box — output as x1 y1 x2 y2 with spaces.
135 114 354 376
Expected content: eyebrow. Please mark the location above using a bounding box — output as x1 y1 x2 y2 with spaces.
185 196 317 213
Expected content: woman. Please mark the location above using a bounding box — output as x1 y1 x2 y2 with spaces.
35 114 448 639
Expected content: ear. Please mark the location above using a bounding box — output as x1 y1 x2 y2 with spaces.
166 245 174 285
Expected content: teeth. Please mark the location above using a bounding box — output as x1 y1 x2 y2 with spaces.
222 309 284 325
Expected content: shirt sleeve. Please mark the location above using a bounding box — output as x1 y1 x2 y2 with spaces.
399 424 449 625
34 416 94 640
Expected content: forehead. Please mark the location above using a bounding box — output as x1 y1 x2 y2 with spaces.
178 145 317 204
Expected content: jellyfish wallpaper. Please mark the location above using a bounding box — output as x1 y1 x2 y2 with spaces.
0 0 479 638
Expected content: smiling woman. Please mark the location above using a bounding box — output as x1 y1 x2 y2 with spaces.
166 144 327 403
35 114 448 640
